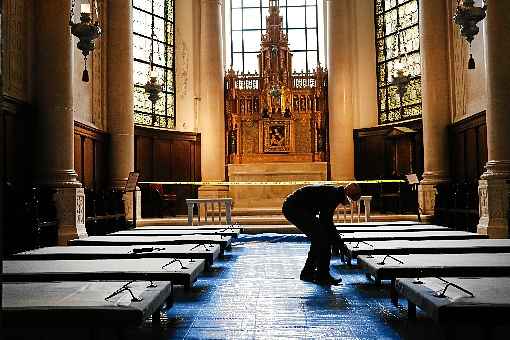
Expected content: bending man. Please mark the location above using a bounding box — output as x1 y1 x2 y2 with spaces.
282 183 361 285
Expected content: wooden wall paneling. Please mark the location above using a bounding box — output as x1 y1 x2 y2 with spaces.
2 99 32 186
74 134 83 184
194 136 201 181
396 138 412 175
95 137 107 189
477 124 487 178
449 111 487 182
464 128 478 180
171 140 193 214
452 131 465 180
83 138 94 188
134 126 201 215
354 120 423 213
153 139 172 180
354 131 386 180
2 98 34 255
171 140 191 180
4 113 16 181
1 110 5 184
74 122 109 190
137 136 154 180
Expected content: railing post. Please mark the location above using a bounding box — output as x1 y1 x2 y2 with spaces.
361 196 372 222
187 200 194 226
225 199 232 225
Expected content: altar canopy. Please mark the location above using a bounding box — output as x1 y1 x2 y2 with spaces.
224 0 328 165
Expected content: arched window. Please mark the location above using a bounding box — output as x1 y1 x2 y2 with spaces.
226 0 325 73
375 0 422 125
132 0 175 129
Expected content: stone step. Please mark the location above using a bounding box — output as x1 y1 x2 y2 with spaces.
232 207 283 216
139 213 429 227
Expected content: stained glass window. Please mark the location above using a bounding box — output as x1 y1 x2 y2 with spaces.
133 0 175 129
375 0 422 125
226 0 325 73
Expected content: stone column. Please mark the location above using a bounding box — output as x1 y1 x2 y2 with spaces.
477 0 510 238
417 0 451 214
327 0 355 180
198 0 228 199
107 1 139 219
34 0 85 245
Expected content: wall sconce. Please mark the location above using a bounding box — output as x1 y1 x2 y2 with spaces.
454 0 488 69
69 0 102 82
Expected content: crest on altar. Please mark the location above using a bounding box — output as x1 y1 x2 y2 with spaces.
225 0 329 164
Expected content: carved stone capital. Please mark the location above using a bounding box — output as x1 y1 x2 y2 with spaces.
54 187 87 245
477 179 509 238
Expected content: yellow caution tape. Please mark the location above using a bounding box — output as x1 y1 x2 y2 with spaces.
138 180 406 186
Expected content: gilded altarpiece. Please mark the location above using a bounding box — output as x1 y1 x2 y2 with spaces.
224 2 328 165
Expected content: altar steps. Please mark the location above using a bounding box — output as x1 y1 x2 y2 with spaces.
139 210 429 228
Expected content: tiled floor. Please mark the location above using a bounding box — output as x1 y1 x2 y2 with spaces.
160 234 443 340
6 234 506 340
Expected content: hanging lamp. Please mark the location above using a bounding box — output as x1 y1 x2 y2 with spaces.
69 0 102 82
453 0 488 69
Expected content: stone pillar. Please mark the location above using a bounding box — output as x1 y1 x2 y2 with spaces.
34 0 86 245
108 0 134 189
327 0 355 180
198 0 228 199
417 0 451 214
107 1 138 219
477 0 510 238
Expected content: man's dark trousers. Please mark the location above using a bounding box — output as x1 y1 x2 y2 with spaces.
282 201 334 275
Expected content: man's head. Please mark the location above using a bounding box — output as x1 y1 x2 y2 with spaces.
344 182 361 202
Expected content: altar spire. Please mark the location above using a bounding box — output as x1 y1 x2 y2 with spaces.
224 3 328 164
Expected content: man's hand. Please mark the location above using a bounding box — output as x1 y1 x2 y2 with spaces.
345 182 362 202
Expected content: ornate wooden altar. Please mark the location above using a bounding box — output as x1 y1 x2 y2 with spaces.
224 0 329 165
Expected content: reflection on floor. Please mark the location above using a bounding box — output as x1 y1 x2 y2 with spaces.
160 234 443 340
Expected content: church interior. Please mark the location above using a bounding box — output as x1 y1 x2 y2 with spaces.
2 0 510 339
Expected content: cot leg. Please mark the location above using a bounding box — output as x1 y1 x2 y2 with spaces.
440 324 457 340
184 280 191 290
152 310 161 328
390 278 398 306
407 300 416 320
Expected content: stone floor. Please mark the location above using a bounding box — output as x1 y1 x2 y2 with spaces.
7 234 502 340
153 234 446 340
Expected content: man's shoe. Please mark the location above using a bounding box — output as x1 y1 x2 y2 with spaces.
315 274 342 286
299 271 316 283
